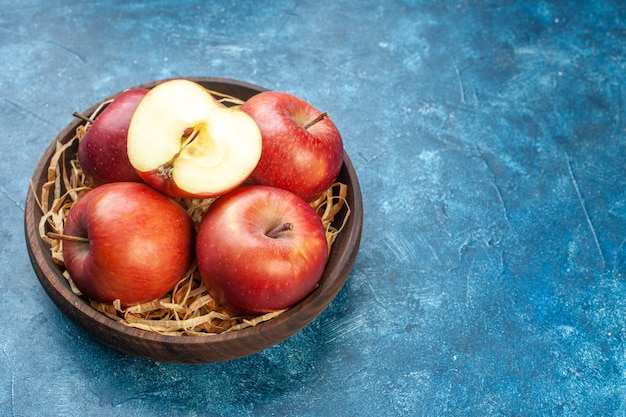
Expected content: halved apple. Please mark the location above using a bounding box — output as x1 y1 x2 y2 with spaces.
127 79 262 198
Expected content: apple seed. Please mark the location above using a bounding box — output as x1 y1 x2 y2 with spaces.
180 127 200 148
182 127 194 138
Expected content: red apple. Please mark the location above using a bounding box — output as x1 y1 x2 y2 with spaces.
127 79 262 198
54 182 195 306
240 91 344 202
78 88 148 186
196 185 329 315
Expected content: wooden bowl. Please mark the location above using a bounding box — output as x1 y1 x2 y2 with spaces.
24 77 363 363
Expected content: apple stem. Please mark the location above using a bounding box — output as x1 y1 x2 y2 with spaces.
73 111 93 124
266 223 293 239
303 112 329 130
47 232 89 243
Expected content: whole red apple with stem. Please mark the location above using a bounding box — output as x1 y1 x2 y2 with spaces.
240 91 344 202
77 88 148 186
49 182 195 306
127 79 262 198
196 185 329 315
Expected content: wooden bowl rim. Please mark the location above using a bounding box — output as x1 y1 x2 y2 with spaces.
24 76 363 362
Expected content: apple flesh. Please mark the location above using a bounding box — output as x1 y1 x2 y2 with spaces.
240 91 344 202
78 89 148 186
57 182 195 306
127 79 262 198
196 185 329 315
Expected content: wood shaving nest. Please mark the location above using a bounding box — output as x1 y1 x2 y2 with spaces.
31 89 351 336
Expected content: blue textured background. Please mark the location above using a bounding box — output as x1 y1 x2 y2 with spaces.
2 1 626 415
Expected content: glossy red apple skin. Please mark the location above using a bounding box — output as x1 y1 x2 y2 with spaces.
61 182 195 306
196 185 329 315
78 89 148 186
240 91 344 202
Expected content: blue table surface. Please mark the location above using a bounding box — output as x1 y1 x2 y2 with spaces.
2 1 626 415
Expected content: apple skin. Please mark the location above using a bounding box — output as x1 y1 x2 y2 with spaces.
61 182 195 306
240 91 344 202
78 89 149 186
196 185 329 315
